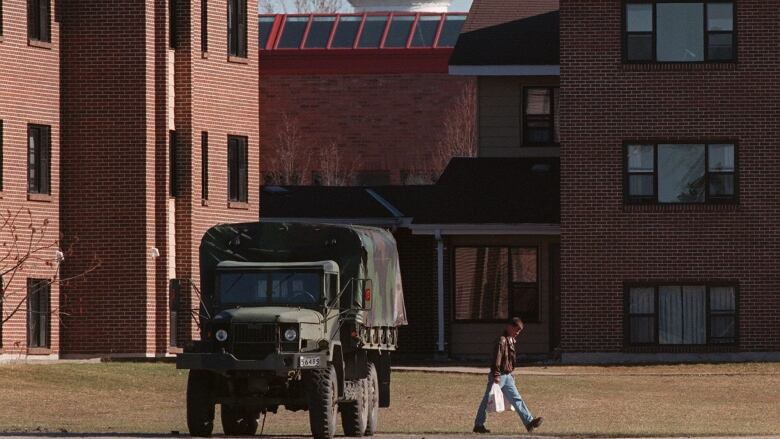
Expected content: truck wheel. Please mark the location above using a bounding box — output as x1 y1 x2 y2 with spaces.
187 370 216 437
221 404 259 436
364 363 380 436
341 379 368 437
306 365 339 439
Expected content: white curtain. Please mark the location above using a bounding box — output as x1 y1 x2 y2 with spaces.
660 285 706 344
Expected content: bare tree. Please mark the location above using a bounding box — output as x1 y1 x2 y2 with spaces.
431 83 478 178
265 113 311 185
0 208 100 349
261 0 344 13
316 142 360 186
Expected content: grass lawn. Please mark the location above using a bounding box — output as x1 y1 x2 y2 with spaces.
0 362 777 436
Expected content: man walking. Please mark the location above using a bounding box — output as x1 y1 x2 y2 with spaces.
473 317 543 434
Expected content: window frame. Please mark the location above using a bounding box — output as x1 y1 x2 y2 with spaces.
622 0 737 64
227 135 248 203
27 278 51 349
27 0 51 43
228 0 247 58
201 131 208 201
624 282 739 347
451 246 542 324
201 0 208 53
27 124 51 195
522 86 560 147
623 141 738 205
169 130 177 198
0 120 4 192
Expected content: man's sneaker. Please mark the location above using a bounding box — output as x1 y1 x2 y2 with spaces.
525 417 543 433
473 425 491 434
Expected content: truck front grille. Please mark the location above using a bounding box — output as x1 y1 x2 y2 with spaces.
229 323 277 361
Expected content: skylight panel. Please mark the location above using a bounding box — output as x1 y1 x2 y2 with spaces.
331 16 361 48
259 16 276 49
411 15 440 47
304 16 336 48
437 15 466 47
278 16 308 48
358 16 388 48
385 15 414 48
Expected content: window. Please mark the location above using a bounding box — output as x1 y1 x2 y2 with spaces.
228 135 248 202
28 124 51 195
384 16 414 48
411 16 440 47
331 16 361 48
624 1 735 62
358 16 388 48
27 279 51 349
304 16 336 48
169 131 177 197
228 0 247 57
626 143 736 204
1 0 4 37
437 15 466 47
454 247 539 322
169 279 181 348
169 0 177 48
523 87 559 145
201 0 208 52
28 0 50 42
278 16 307 48
627 284 737 345
201 132 208 200
259 16 275 49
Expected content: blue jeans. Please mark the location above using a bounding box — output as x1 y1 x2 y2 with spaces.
474 373 534 428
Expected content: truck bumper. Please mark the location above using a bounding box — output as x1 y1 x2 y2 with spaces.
176 351 329 372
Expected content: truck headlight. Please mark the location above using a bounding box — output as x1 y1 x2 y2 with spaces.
215 329 228 342
284 328 298 342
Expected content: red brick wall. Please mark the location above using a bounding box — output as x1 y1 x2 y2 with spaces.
0 0 61 355
59 0 163 355
559 0 780 352
260 73 476 185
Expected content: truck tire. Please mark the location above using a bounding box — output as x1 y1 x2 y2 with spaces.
306 365 339 439
221 404 259 436
364 363 380 436
341 379 368 437
187 370 216 437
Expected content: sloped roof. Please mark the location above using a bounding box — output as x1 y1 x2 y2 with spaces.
462 0 559 33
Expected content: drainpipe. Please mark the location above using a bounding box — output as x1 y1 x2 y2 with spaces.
435 230 445 354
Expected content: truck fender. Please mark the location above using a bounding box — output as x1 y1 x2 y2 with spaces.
330 344 345 398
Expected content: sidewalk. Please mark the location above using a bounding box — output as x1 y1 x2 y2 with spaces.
392 363 780 376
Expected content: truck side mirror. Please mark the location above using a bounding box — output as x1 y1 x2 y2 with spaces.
360 279 373 311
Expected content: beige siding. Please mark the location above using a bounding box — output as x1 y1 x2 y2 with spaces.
478 76 560 158
448 235 559 357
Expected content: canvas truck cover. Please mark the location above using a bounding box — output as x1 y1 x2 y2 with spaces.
199 222 407 327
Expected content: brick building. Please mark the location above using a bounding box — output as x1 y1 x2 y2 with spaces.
0 0 62 358
259 11 475 185
1 0 259 358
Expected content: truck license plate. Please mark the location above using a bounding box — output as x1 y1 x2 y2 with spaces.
299 356 320 368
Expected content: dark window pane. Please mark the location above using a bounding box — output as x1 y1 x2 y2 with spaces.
708 2 733 31
710 315 736 342
358 16 387 48
526 124 553 144
710 287 736 311
630 316 655 344
629 175 655 197
708 144 735 171
510 248 537 283
410 16 439 47
627 33 653 61
384 15 414 48
630 287 655 314
511 285 539 323
437 15 465 47
201 0 209 52
304 16 335 48
331 16 361 48
626 3 653 32
657 3 704 61
259 16 275 49
709 173 734 197
658 144 705 203
659 285 706 345
454 248 509 321
278 16 308 48
708 33 734 60
525 88 551 114
628 144 654 171
553 88 560 143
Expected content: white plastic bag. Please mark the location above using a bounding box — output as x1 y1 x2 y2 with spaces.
486 383 505 413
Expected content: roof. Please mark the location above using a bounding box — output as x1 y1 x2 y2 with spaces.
259 13 466 74
462 0 559 33
449 10 559 67
260 158 560 229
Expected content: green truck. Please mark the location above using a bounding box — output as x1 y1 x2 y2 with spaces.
175 222 407 438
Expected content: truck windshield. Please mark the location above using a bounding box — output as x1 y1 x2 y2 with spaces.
218 271 322 306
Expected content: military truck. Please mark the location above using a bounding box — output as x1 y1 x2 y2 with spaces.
175 222 407 438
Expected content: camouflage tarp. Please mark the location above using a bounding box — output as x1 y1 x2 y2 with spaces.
199 222 407 327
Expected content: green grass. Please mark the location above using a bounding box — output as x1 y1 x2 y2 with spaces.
0 362 778 436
